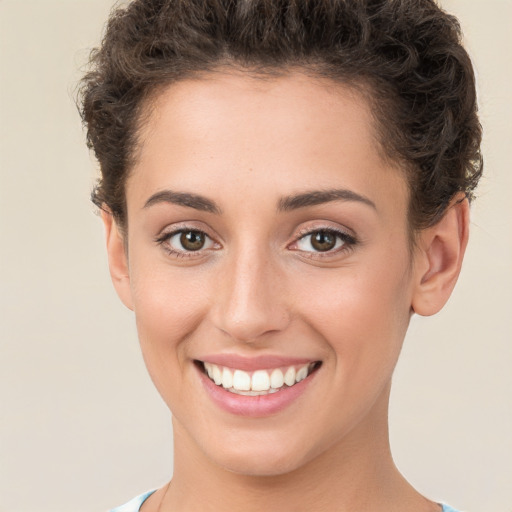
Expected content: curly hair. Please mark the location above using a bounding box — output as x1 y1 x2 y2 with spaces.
78 0 482 232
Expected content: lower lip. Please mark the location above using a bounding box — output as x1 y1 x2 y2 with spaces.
197 364 319 418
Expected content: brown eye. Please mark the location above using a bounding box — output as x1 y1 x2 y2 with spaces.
294 229 353 254
158 228 217 256
180 230 205 251
310 230 337 252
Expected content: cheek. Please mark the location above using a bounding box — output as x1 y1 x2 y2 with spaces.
293 255 412 381
288 263 412 446
128 258 212 390
129 240 210 329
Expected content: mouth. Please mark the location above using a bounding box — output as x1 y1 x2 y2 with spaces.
195 360 322 396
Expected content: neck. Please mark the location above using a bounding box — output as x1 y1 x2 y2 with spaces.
161 385 432 512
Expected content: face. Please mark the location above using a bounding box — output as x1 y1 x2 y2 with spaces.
112 71 421 477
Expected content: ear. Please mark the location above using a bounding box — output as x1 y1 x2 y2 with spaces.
411 193 470 316
101 209 134 311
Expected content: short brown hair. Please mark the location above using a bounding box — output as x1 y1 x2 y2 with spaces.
79 0 482 231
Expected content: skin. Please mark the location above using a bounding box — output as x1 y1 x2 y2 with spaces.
103 71 469 511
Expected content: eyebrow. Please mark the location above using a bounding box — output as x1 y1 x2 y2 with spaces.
277 189 377 212
143 190 222 214
143 187 376 215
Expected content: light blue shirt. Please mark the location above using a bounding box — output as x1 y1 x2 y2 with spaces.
109 490 462 511
109 490 155 511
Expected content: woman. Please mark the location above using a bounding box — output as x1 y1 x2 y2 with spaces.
79 0 482 510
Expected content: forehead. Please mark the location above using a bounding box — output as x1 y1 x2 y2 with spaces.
129 70 407 218
139 70 381 161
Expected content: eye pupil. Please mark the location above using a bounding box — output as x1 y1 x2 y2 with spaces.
180 231 205 251
311 231 336 251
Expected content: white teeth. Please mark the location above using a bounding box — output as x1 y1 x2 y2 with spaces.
204 362 213 379
212 365 222 385
230 388 281 396
295 365 308 382
251 370 270 392
270 368 284 389
284 366 296 386
202 361 319 394
221 367 233 389
233 370 251 391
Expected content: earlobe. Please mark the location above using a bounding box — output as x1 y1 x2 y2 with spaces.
101 209 134 311
411 194 470 316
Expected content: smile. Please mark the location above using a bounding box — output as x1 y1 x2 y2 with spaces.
198 361 322 396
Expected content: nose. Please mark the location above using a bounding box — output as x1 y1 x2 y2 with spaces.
210 245 290 343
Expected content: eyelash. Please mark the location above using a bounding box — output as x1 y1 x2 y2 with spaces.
155 226 357 259
290 227 357 258
155 227 217 259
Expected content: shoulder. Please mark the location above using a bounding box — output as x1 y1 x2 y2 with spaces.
108 490 156 512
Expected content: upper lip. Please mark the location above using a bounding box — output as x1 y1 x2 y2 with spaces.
196 354 320 371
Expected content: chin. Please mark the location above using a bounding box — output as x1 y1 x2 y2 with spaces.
203 434 317 478
220 453 306 478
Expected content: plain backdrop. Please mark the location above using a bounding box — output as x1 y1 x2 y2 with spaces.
0 1 511 511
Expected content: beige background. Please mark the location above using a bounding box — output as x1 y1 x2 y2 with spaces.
0 1 510 511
